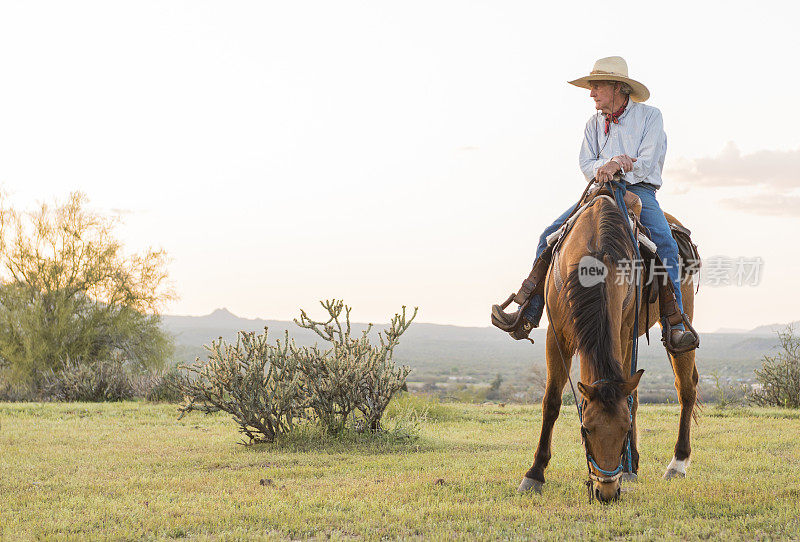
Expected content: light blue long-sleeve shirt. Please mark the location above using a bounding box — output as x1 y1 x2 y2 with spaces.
578 101 667 188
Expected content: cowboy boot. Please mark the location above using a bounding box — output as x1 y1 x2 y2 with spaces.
491 247 552 340
658 281 700 354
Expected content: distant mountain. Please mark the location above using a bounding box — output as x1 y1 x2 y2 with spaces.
162 310 548 372
713 322 798 335
748 321 800 335
161 309 791 388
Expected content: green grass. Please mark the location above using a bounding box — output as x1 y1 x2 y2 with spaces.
1 397 799 541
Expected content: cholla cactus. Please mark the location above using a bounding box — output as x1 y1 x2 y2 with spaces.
175 301 416 442
176 329 304 443
294 300 416 432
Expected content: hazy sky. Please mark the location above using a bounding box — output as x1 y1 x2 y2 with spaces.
1 1 798 331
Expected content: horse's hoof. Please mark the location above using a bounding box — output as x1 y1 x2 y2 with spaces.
621 472 638 483
517 477 543 494
663 468 686 480
663 457 690 480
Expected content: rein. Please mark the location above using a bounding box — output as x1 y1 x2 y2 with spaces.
543 176 642 500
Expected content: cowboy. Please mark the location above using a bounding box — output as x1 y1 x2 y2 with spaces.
492 56 699 353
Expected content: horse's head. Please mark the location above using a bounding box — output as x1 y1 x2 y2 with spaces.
576 369 644 503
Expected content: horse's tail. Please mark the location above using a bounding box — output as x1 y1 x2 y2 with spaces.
563 200 632 385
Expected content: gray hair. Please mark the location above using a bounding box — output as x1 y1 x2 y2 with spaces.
618 82 632 96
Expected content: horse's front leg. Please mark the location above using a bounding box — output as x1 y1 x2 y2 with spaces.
664 348 698 479
518 326 571 493
624 390 640 481
620 338 640 481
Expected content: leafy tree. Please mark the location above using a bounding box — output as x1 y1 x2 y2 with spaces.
750 326 800 409
486 373 503 401
0 192 174 386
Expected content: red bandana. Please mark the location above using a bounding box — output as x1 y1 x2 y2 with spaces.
604 98 629 134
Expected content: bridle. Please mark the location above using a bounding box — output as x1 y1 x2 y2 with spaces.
578 388 634 485
543 178 641 501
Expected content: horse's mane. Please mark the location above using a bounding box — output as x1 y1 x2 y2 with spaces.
563 197 635 407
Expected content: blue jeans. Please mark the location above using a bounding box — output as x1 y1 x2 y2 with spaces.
534 183 685 324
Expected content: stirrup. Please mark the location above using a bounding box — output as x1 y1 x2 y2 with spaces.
491 293 528 332
510 319 535 343
661 313 700 354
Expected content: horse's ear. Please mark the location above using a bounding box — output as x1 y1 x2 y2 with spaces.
577 381 596 400
622 369 645 395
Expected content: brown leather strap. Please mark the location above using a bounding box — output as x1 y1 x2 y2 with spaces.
623 190 642 218
513 245 553 304
658 282 683 326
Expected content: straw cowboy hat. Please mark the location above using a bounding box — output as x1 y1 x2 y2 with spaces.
568 56 650 102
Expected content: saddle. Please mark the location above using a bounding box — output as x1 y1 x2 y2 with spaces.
669 222 701 278
579 184 701 283
546 185 655 254
582 183 642 219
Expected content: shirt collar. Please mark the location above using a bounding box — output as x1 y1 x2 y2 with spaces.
617 98 635 121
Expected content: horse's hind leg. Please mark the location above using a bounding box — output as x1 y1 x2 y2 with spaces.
518 326 572 493
664 348 698 479
664 280 699 480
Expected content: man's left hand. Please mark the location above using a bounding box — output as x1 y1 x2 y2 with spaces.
597 155 637 183
596 161 621 183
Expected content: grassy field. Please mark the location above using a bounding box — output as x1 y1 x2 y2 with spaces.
1 397 799 541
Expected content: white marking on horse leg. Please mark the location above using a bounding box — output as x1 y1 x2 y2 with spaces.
664 456 690 480
667 456 690 473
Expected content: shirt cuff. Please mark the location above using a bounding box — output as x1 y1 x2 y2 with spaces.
608 158 626 179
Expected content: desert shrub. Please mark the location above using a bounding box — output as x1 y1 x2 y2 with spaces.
40 358 134 402
176 330 305 443
707 371 748 409
293 300 414 432
174 300 416 443
131 366 184 402
750 326 800 408
0 372 36 401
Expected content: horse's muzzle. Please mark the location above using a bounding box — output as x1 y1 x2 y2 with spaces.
588 480 621 503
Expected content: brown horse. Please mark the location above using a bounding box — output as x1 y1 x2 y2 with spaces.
517 194 698 502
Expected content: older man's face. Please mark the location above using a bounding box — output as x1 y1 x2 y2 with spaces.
589 81 623 114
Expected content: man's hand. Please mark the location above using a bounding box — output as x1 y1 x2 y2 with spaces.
596 155 637 183
614 155 637 172
596 161 620 183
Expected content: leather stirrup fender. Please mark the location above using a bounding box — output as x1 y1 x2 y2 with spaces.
660 289 683 326
656 263 683 326
512 245 553 305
